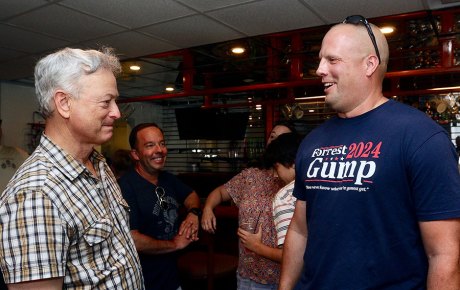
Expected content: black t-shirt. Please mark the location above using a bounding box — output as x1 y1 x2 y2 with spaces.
119 169 192 290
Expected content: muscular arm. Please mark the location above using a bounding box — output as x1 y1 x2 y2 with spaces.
7 277 63 290
201 185 231 233
130 229 191 255
278 200 307 290
419 218 460 290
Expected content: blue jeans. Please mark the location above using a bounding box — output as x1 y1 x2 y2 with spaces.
237 273 277 290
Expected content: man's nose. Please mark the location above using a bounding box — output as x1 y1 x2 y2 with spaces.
111 102 121 119
316 58 326 77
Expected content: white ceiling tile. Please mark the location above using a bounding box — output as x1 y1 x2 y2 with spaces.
139 15 245 48
0 0 457 97
0 0 48 20
176 0 259 11
80 32 180 59
0 24 70 53
208 0 325 36
7 5 125 42
0 48 28 62
59 0 197 28
306 0 426 23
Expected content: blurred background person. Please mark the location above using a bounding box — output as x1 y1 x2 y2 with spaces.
201 123 293 290
0 119 29 192
110 148 133 179
235 132 301 268
264 132 300 251
119 122 201 290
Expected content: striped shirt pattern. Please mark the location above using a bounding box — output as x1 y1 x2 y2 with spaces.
273 181 296 246
0 134 144 289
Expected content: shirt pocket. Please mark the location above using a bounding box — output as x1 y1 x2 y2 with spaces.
83 218 113 246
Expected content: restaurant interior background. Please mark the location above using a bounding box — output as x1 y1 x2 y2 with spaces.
1 0 460 176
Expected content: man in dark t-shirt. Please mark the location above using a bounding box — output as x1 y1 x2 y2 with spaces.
279 16 460 290
119 123 201 290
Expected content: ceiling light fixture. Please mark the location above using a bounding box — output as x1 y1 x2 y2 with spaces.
231 46 245 54
130 65 141 71
429 86 460 91
255 104 262 110
165 86 175 92
295 95 325 101
380 26 395 34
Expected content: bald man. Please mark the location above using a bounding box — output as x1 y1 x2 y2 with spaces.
279 16 460 290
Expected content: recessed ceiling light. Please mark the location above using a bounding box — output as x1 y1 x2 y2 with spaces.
231 47 245 54
165 86 175 92
130 65 141 71
380 26 394 34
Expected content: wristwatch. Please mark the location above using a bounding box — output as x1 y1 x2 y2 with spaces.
188 207 202 217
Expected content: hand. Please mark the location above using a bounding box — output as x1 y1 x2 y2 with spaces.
173 231 193 250
237 224 262 253
201 207 217 234
179 214 199 241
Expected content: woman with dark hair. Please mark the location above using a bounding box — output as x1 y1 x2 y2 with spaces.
264 133 301 248
201 124 296 290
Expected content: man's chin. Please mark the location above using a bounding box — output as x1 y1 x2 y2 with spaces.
98 133 114 145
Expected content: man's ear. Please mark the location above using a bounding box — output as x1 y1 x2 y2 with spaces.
365 55 379 77
130 149 140 161
54 91 71 119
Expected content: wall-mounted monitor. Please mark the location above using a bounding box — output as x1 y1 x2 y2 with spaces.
175 107 249 140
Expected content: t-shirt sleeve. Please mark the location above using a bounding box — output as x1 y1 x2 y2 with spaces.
224 169 250 206
273 184 296 246
408 131 460 221
169 174 194 204
0 190 66 283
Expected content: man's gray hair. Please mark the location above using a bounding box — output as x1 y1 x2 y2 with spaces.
34 47 121 118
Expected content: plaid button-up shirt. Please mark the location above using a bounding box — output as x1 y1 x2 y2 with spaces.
0 134 144 289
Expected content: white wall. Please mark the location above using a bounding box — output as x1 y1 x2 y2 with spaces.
0 82 39 153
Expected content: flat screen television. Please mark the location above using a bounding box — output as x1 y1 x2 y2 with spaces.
175 107 249 140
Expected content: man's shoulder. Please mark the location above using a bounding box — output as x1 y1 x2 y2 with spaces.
118 168 139 184
2 149 52 198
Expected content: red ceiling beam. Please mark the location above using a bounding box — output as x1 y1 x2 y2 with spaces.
117 78 322 103
118 65 460 104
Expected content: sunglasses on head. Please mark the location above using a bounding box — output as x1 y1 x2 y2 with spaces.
343 15 381 64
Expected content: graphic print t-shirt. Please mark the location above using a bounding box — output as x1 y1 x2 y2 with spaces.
294 100 460 290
